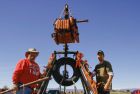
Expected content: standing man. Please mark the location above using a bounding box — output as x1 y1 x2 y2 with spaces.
93 50 114 94
12 48 41 94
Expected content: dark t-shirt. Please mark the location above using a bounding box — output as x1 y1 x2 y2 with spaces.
94 60 113 84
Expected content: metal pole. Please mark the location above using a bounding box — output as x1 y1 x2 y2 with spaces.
63 4 69 94
0 77 50 94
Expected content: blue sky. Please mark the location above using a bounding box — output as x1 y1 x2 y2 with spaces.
0 0 140 89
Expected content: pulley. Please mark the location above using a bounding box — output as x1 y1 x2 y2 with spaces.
52 57 80 86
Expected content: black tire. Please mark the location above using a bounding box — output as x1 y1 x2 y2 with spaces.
53 57 80 86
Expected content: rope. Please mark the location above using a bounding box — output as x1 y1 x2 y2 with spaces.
72 79 78 94
59 84 61 93
59 4 72 19
59 78 64 92
59 6 65 19
69 8 72 16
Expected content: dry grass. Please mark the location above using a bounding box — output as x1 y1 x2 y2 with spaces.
64 91 131 94
111 91 131 94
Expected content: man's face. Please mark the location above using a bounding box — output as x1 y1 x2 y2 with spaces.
97 53 104 62
28 52 38 61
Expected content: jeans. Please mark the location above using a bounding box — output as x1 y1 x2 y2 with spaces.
97 86 110 94
16 87 32 94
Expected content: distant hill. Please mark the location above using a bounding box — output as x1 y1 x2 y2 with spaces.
112 88 140 93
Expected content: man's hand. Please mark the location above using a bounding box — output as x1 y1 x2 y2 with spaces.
13 84 19 91
104 75 113 91
104 84 110 91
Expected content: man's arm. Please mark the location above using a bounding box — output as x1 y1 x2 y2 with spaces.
104 62 114 90
91 65 97 77
12 60 24 84
12 60 25 90
92 71 96 77
104 75 113 90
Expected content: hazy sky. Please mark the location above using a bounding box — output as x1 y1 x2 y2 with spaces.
0 0 140 89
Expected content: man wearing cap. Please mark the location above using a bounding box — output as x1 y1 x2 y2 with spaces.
92 50 114 94
12 48 41 94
